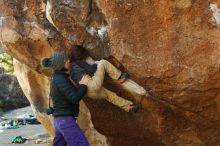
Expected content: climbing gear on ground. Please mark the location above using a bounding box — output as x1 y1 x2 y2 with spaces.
11 136 27 143
25 115 40 124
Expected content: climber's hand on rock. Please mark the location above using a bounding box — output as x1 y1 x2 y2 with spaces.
79 74 90 85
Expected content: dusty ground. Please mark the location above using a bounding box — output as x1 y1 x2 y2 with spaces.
0 107 50 146
0 124 49 146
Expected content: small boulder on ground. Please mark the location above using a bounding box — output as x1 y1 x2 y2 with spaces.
0 69 29 111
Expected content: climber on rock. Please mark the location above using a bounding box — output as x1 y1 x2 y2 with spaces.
41 52 90 146
67 45 140 113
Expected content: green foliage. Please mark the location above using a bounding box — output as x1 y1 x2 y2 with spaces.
0 52 13 72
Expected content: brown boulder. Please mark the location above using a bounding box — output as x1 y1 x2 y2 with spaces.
0 0 220 145
0 67 29 111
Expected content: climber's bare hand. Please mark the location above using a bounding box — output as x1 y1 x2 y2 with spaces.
79 74 90 85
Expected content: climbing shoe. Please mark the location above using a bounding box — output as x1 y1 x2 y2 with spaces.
129 104 139 113
117 71 129 83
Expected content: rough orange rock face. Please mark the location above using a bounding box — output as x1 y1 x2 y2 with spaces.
1 0 220 146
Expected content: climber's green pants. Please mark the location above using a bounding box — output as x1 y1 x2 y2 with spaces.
87 60 132 112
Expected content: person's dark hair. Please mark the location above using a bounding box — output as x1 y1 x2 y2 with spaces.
68 45 90 62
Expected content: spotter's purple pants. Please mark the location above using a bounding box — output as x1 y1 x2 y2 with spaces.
52 116 89 146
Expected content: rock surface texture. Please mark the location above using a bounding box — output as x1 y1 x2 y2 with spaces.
0 0 220 146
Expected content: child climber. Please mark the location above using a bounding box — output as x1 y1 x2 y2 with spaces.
68 45 139 112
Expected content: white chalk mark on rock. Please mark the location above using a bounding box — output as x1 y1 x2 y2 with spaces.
210 3 220 26
0 16 9 28
0 17 5 28
86 25 109 40
46 0 56 27
86 27 96 36
97 25 108 40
